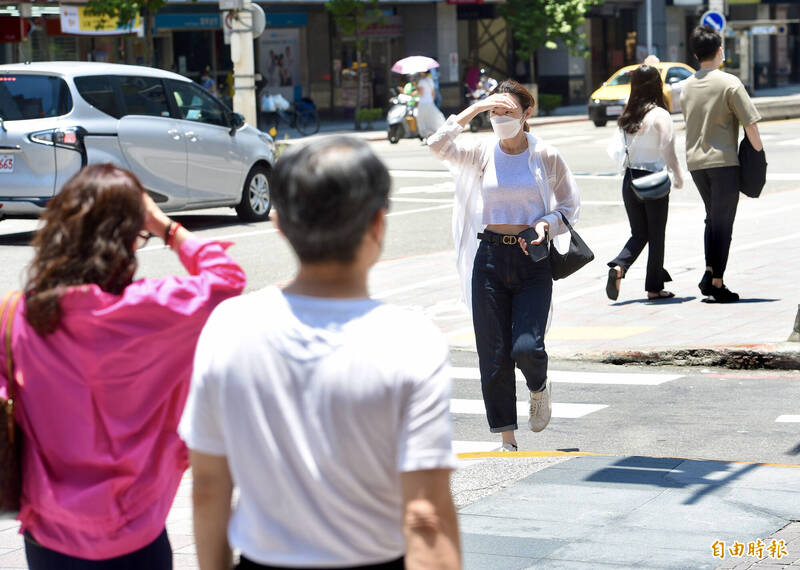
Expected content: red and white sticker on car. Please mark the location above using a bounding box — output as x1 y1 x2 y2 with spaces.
0 155 14 173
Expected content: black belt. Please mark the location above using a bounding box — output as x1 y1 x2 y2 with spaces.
478 231 520 246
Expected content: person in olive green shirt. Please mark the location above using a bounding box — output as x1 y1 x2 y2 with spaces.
681 25 763 303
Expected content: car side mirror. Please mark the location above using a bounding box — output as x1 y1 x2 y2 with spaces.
229 112 245 135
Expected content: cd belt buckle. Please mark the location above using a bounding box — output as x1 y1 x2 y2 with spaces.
502 235 517 245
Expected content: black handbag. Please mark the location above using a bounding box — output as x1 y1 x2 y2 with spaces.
624 132 671 201
738 135 767 198
549 212 594 280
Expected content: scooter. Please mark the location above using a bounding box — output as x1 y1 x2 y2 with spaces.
467 87 490 133
387 92 420 144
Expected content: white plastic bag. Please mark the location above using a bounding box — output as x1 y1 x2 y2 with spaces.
273 94 290 111
260 93 276 112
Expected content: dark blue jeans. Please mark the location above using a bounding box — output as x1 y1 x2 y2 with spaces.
24 529 172 570
472 236 552 433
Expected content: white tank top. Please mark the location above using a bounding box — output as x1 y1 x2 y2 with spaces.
481 144 545 225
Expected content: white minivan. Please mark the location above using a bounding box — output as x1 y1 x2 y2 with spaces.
0 61 275 221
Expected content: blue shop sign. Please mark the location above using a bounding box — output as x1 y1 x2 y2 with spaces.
155 13 220 31
265 13 307 27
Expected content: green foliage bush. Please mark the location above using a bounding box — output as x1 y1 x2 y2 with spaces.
356 107 384 126
538 94 563 115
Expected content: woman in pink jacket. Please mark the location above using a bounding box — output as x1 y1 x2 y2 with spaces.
0 164 246 569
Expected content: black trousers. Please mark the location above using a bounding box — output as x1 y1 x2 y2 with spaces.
237 555 404 569
609 169 672 292
25 529 172 570
690 166 740 279
471 236 552 433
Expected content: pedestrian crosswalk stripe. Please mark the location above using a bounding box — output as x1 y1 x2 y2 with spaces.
776 415 800 423
450 366 681 386
450 399 607 419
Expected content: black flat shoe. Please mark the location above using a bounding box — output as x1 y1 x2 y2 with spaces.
699 271 713 296
606 267 620 300
709 284 739 303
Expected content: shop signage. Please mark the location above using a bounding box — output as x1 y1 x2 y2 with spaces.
0 17 32 43
154 13 220 31
265 13 307 28
751 25 787 35
338 15 402 39
59 5 142 35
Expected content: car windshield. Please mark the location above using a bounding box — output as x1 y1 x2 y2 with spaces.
0 74 72 121
607 71 633 86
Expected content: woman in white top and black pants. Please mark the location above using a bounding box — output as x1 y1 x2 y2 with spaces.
428 80 580 451
606 65 685 301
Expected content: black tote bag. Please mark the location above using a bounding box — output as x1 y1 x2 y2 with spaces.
549 212 594 281
738 135 767 198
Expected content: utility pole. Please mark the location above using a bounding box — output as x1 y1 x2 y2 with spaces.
221 0 264 127
646 0 653 55
230 1 257 127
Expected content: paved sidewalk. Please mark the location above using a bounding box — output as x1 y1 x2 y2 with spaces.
457 453 800 569
364 182 800 368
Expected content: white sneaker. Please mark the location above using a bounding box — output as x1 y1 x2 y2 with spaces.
528 380 552 432
498 442 518 452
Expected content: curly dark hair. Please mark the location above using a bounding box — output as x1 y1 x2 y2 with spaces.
24 164 146 335
617 65 668 135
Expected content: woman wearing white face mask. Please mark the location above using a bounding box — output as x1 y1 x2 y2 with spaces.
428 80 580 451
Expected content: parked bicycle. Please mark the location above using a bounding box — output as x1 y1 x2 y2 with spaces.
260 96 320 137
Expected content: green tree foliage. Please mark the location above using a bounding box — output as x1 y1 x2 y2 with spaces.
326 0 383 129
84 0 169 67
502 0 602 82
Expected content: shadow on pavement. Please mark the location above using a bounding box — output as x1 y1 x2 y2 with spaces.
701 298 780 304
612 296 696 306
170 214 271 233
0 231 34 247
584 456 764 505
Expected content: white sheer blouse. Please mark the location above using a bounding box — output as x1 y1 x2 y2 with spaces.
427 115 581 313
607 106 681 175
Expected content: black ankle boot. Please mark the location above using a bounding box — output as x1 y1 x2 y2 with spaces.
699 271 713 296
710 284 739 303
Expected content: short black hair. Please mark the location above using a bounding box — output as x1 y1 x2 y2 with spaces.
691 25 722 62
271 136 391 264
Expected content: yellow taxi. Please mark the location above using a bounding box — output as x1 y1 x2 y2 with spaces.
587 61 695 127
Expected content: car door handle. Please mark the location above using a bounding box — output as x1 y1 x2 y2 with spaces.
167 129 181 141
185 131 198 142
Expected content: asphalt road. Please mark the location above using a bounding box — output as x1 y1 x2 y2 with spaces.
2 116 799 467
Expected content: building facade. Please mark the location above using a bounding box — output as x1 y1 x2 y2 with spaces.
1 0 798 116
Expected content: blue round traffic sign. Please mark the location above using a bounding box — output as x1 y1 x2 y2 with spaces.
701 11 726 32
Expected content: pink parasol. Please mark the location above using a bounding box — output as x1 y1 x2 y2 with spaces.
391 56 440 75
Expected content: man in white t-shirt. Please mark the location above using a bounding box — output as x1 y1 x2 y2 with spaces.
179 137 460 570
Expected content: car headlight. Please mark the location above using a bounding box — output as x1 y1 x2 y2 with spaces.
593 99 600 104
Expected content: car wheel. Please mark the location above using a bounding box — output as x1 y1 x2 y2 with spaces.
388 124 402 144
236 164 271 222
593 120 607 127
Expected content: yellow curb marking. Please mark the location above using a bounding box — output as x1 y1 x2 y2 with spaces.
456 450 800 468
457 450 608 459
